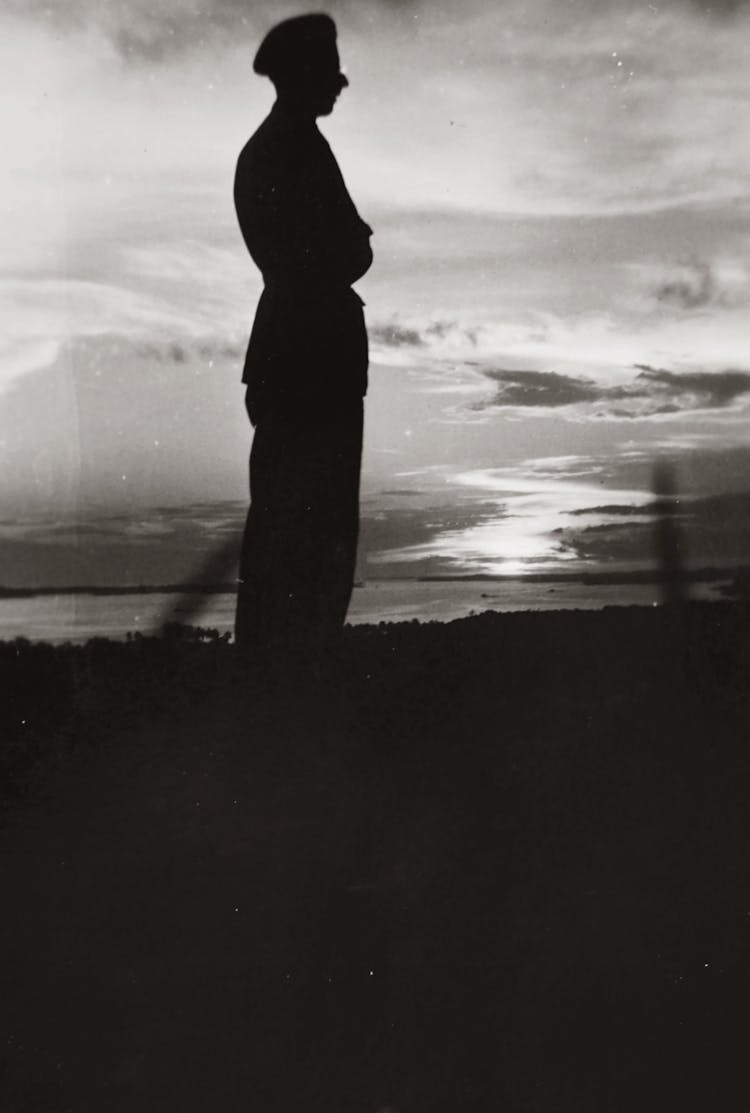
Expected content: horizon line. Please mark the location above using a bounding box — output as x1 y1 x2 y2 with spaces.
0 564 744 597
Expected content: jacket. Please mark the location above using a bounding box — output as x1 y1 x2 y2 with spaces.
234 103 373 413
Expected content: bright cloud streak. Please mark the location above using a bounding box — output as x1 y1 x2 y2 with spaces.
375 466 652 574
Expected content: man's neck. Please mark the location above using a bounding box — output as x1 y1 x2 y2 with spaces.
272 96 318 125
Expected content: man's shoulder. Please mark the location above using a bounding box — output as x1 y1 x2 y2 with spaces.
236 115 276 168
236 111 309 184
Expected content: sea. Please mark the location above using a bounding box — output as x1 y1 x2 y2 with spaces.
0 578 730 645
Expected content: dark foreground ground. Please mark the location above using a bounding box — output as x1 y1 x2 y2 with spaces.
2 604 749 1112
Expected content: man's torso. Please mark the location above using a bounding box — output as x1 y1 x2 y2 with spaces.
235 106 371 408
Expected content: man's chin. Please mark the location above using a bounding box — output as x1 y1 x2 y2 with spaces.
315 94 339 115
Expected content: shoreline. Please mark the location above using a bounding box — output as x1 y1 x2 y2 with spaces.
0 581 738 647
0 563 744 598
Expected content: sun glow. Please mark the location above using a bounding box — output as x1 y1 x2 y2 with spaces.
378 467 653 575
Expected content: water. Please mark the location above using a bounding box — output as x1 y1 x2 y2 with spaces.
0 579 729 645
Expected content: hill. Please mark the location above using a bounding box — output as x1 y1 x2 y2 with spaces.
2 604 748 1111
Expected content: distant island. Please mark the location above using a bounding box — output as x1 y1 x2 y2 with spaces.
0 565 746 598
0 583 238 599
417 566 740 587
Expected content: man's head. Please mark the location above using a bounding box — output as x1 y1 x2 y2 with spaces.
253 13 348 117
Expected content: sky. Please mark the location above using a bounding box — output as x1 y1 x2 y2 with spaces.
2 0 750 587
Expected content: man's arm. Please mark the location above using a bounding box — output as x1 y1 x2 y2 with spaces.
234 142 372 289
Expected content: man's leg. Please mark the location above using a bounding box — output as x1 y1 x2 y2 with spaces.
235 398 363 669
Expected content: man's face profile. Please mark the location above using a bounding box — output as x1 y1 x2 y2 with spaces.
313 67 348 115
275 64 348 117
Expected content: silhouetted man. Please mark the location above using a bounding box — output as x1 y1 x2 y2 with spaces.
234 13 373 669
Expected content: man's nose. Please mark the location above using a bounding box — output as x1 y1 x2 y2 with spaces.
338 72 349 90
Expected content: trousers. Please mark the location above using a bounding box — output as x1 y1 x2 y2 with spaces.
235 398 363 663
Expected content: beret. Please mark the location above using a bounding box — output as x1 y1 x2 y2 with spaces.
253 13 341 82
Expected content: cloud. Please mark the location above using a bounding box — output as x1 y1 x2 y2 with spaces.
632 365 750 409
650 258 750 311
7 0 750 225
476 364 750 418
479 370 602 408
12 0 750 60
5 0 261 59
0 334 251 519
0 275 232 393
370 322 425 348
682 0 750 13
136 339 245 364
362 464 654 576
368 318 481 366
361 498 507 575
0 238 251 390
0 501 247 588
654 261 716 309
557 489 750 568
5 0 419 61
425 320 478 344
371 318 479 350
0 494 500 587
568 502 676 517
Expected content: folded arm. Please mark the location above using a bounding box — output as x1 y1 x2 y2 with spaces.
235 147 372 289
